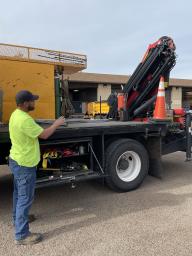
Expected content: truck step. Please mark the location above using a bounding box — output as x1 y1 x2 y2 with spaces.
36 170 105 189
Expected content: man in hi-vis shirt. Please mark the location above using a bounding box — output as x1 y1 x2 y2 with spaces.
9 90 64 245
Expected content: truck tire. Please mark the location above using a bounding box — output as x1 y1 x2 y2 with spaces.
105 138 149 192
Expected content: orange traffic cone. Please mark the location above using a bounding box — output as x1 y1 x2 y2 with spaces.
153 76 167 119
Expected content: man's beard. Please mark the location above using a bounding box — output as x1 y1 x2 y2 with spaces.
27 105 35 111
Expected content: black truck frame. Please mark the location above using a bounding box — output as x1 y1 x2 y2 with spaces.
0 115 191 192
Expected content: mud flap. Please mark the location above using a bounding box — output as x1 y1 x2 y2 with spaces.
146 136 162 179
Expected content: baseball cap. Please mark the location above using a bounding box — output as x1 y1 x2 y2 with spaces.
16 90 39 105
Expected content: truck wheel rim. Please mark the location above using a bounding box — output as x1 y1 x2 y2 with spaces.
116 151 141 182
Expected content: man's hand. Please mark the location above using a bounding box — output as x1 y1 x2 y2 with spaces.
39 116 66 139
53 116 65 128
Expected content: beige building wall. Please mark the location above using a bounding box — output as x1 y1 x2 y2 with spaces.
171 87 182 108
97 84 111 101
68 72 192 110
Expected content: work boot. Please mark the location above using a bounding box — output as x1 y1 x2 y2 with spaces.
15 232 43 245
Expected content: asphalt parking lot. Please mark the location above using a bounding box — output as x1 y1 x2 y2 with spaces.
1 152 192 256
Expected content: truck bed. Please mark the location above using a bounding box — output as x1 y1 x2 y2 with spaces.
0 119 169 143
0 118 187 190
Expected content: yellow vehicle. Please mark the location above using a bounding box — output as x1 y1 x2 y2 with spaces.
0 43 87 123
87 101 109 118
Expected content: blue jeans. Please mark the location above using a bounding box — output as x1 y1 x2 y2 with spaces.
9 158 36 240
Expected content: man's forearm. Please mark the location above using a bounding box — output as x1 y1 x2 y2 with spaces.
39 124 58 139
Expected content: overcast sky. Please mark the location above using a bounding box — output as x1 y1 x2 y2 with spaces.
1 0 192 79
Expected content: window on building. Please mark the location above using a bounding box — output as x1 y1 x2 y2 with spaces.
165 88 172 109
111 84 124 93
182 88 192 109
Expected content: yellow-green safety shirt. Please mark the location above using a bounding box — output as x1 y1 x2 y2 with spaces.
9 109 43 167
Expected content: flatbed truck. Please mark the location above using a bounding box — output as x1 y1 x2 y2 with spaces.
0 36 191 192
0 117 191 192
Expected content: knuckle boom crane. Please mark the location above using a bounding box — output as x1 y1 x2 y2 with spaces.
107 36 176 121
